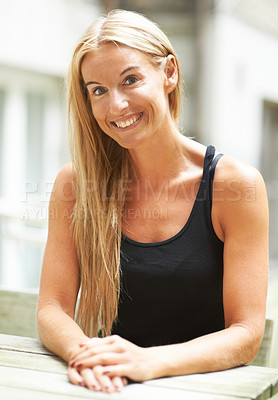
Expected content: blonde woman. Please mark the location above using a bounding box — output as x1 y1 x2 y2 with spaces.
37 9 269 393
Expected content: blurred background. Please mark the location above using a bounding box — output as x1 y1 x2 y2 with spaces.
0 0 277 366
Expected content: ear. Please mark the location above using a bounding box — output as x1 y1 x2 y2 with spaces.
164 55 178 94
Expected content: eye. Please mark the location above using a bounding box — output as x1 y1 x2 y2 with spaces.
92 87 107 96
124 76 138 85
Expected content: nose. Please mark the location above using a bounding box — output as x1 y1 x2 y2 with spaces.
109 89 129 115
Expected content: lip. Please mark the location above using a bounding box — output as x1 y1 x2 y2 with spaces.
111 112 143 130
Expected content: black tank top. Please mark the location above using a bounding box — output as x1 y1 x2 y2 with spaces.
111 146 225 347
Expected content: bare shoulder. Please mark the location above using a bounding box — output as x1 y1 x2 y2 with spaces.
57 162 75 180
48 163 77 225
214 155 267 202
51 162 76 204
212 155 268 240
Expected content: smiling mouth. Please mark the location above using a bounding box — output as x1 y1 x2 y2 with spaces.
112 113 143 129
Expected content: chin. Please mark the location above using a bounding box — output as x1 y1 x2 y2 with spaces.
108 133 147 150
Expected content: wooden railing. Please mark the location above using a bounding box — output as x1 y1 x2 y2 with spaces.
0 288 38 338
0 288 274 367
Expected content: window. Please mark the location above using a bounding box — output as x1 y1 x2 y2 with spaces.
26 93 45 187
0 89 5 196
0 68 65 289
0 89 5 283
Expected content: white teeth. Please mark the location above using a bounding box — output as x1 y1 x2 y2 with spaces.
115 113 141 128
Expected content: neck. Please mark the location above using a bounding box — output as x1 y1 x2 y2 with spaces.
128 126 189 186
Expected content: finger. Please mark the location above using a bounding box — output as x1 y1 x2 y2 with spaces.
73 352 125 369
70 348 95 366
70 339 101 361
111 376 126 392
70 343 125 367
102 364 131 380
122 377 129 386
93 365 117 393
68 366 84 386
70 347 101 366
80 338 123 355
70 337 108 364
80 367 101 391
70 339 117 364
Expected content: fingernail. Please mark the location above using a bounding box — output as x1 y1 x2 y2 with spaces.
76 363 83 368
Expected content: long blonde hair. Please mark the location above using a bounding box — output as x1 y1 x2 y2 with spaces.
68 9 182 337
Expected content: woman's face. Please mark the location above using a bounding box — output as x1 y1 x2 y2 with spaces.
81 43 175 150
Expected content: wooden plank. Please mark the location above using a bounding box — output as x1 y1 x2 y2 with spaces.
0 366 248 400
0 289 38 338
252 319 274 367
0 387 251 400
144 365 278 400
0 349 67 374
0 334 67 374
246 365 278 397
0 386 91 400
1 334 277 400
0 333 51 355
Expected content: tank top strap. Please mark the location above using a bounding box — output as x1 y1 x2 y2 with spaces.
202 145 216 177
209 152 224 204
194 145 215 205
209 153 224 181
197 145 223 210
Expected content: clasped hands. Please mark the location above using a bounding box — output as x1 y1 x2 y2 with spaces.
68 335 156 393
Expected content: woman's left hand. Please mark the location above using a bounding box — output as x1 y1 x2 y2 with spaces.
69 335 157 382
68 363 128 392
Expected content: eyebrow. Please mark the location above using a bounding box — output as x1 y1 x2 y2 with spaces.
85 66 140 87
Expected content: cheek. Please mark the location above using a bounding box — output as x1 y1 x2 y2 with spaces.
90 102 114 138
148 89 168 118
138 85 165 111
91 101 105 124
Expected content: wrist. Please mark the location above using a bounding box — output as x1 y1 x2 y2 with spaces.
144 346 171 380
67 335 89 361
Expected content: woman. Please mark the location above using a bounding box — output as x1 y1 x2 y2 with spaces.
37 9 269 393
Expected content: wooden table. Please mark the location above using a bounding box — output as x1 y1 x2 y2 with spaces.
1 334 278 400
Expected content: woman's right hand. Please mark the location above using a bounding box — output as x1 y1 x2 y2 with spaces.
68 364 128 392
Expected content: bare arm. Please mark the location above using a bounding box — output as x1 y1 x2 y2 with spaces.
158 157 269 376
156 157 269 376
37 164 127 392
69 156 269 381
37 164 88 361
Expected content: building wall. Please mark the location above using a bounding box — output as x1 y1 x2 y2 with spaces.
197 3 278 368
198 8 278 167
0 0 101 75
0 0 102 289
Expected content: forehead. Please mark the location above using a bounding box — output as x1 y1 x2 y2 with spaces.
81 43 156 83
